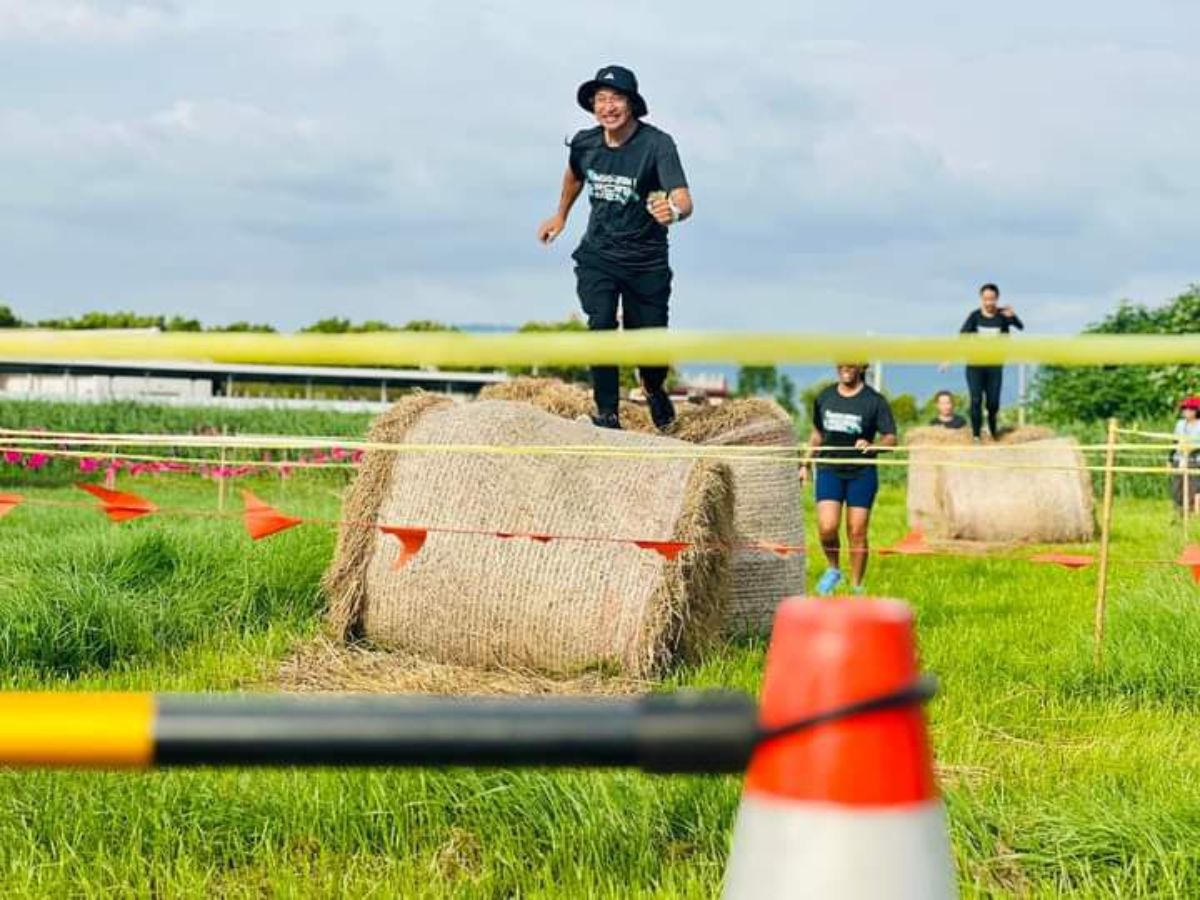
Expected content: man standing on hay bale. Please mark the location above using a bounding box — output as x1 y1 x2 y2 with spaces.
536 65 693 432
804 363 897 595
960 282 1024 441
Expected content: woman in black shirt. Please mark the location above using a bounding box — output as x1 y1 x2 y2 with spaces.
960 283 1023 440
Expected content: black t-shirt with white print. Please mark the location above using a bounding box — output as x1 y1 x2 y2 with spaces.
812 383 897 477
960 309 1024 337
568 122 688 274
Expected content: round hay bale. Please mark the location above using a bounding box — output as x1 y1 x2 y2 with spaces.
477 382 804 635
905 432 1094 543
667 398 805 635
905 424 1057 447
479 378 594 421
324 396 734 679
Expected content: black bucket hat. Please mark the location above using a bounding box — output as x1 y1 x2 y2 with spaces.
577 65 648 118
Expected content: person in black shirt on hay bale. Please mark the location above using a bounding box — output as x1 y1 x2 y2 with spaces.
537 65 693 432
959 282 1024 441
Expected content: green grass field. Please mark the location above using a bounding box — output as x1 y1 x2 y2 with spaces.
1 466 1198 897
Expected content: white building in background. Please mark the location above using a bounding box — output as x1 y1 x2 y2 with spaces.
0 371 213 401
0 358 508 410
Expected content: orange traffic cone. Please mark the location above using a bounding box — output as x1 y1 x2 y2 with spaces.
723 598 955 899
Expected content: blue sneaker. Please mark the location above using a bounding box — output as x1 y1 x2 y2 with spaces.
816 568 843 596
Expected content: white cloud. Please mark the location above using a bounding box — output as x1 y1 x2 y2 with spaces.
0 0 176 42
0 1 1196 336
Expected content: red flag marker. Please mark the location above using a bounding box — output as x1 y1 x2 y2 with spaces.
528 533 554 544
77 483 158 523
242 491 302 540
1029 553 1095 570
879 528 934 556
633 540 690 561
381 526 427 569
1178 544 1200 585
0 493 22 518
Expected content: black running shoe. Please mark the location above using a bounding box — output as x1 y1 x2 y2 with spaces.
591 412 622 429
647 389 676 432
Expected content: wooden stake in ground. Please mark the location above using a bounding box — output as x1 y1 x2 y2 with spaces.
104 445 117 490
216 426 229 512
1183 438 1191 539
1093 417 1118 669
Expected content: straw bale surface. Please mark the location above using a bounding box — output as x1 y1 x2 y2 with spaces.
905 428 1094 543
479 381 804 633
324 396 733 679
668 399 805 633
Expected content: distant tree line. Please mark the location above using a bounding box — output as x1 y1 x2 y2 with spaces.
0 303 591 379
0 305 276 333
1032 285 1200 423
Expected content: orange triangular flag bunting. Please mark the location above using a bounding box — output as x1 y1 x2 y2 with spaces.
755 540 801 558
634 540 690 561
879 528 934 556
381 526 427 569
77 483 158 522
1178 544 1200 584
0 493 22 518
496 531 553 544
242 490 303 540
1029 553 1094 570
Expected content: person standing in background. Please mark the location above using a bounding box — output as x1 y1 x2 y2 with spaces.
960 283 1023 441
1172 396 1200 514
929 390 967 429
537 65 693 431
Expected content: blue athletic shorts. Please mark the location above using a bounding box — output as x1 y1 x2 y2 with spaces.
814 466 879 509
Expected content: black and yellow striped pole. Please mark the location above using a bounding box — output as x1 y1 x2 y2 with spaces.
0 692 759 772
0 679 937 772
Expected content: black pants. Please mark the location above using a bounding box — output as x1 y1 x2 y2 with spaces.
575 264 671 415
965 365 1003 438
1172 454 1200 508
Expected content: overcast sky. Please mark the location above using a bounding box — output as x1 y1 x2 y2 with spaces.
1 0 1196 333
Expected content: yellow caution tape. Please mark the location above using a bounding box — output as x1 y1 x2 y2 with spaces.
2 329 1199 367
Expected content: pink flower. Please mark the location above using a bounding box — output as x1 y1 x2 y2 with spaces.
79 458 101 473
3 451 24 465
25 454 50 470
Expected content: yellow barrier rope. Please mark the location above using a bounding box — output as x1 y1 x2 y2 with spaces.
1115 427 1192 443
0 442 1186 476
0 426 1175 458
3 329 1200 367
